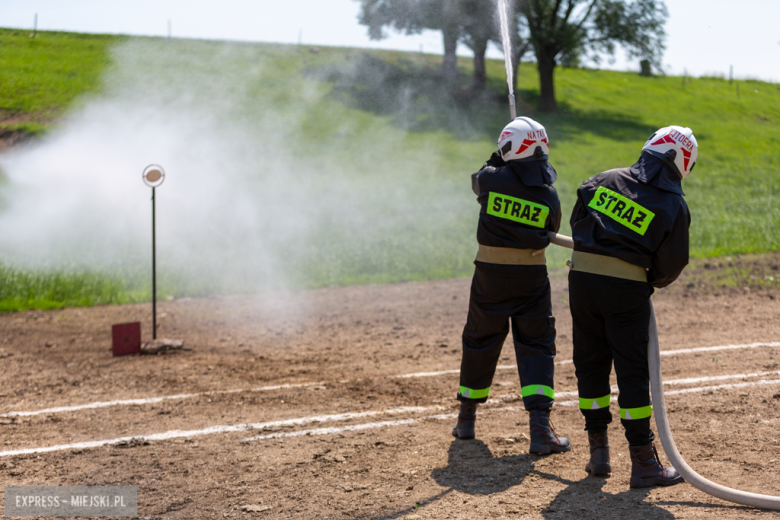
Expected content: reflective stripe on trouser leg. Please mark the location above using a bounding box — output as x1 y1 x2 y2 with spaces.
521 384 555 400
620 405 653 420
511 278 556 412
569 270 653 439
460 263 555 405
579 394 611 410
459 266 511 403
459 386 491 400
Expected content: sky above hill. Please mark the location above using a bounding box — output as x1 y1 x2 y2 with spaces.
2 0 779 82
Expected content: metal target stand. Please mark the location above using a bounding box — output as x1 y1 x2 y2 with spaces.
142 165 165 340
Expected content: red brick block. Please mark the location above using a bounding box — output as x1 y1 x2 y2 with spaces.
112 322 141 356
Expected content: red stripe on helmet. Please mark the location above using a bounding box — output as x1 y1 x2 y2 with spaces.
515 138 537 155
651 135 675 146
682 149 691 171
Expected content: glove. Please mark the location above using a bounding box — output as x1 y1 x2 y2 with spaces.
484 151 507 168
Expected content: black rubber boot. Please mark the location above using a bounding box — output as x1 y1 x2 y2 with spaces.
529 410 571 454
629 443 684 488
451 401 478 439
585 430 611 476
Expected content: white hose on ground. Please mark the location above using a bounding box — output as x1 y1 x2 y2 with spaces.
548 231 780 509
649 302 780 509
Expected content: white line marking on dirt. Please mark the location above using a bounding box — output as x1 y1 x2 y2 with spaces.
397 369 459 378
556 378 780 407
1 382 326 418
397 365 516 379
398 341 780 375
0 406 440 458
243 413 458 442
5 376 780 458
660 342 780 357
663 378 780 396
662 370 780 386
4 341 778 419
242 419 416 441
500 371 780 402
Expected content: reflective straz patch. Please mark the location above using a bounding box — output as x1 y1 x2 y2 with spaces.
587 186 655 236
487 192 549 229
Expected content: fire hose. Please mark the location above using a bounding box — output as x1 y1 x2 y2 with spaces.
549 231 780 510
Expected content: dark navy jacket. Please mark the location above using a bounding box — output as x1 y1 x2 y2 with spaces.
570 153 691 288
472 153 562 251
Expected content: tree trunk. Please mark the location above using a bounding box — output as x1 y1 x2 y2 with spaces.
442 24 459 85
471 36 488 91
537 49 558 113
511 40 529 99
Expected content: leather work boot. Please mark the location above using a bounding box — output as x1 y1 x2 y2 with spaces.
528 410 571 454
451 401 478 439
585 430 611 476
629 443 684 488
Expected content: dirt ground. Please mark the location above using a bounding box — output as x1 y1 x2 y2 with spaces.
0 116 42 153
1 256 780 519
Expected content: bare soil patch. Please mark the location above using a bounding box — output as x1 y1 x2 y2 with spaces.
0 110 52 151
1 260 780 519
0 128 35 152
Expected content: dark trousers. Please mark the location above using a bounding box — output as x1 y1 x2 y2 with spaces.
569 270 655 446
458 262 556 411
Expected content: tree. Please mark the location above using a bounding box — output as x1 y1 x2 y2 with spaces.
358 0 521 92
512 0 668 112
358 0 667 110
459 0 497 91
357 0 462 83
358 0 512 91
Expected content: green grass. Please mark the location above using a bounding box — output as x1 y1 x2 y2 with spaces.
0 29 778 311
0 28 120 136
0 262 146 312
540 65 780 257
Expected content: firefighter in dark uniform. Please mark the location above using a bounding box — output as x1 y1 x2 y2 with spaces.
452 117 570 455
568 125 697 487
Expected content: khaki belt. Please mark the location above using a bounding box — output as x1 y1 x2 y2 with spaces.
476 244 546 265
568 250 647 282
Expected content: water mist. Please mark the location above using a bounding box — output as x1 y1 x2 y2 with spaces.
0 39 477 302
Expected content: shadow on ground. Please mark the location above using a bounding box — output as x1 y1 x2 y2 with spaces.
314 52 653 144
372 438 678 519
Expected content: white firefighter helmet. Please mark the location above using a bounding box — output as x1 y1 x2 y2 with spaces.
641 126 698 179
497 117 549 162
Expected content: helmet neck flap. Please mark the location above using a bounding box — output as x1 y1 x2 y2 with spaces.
630 152 684 196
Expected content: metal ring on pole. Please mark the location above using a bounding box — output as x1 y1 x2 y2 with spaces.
547 231 780 509
142 164 165 188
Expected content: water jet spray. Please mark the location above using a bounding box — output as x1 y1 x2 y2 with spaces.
508 94 516 120
496 0 516 120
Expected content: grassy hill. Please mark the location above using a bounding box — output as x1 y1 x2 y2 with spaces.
0 29 120 138
0 28 778 311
